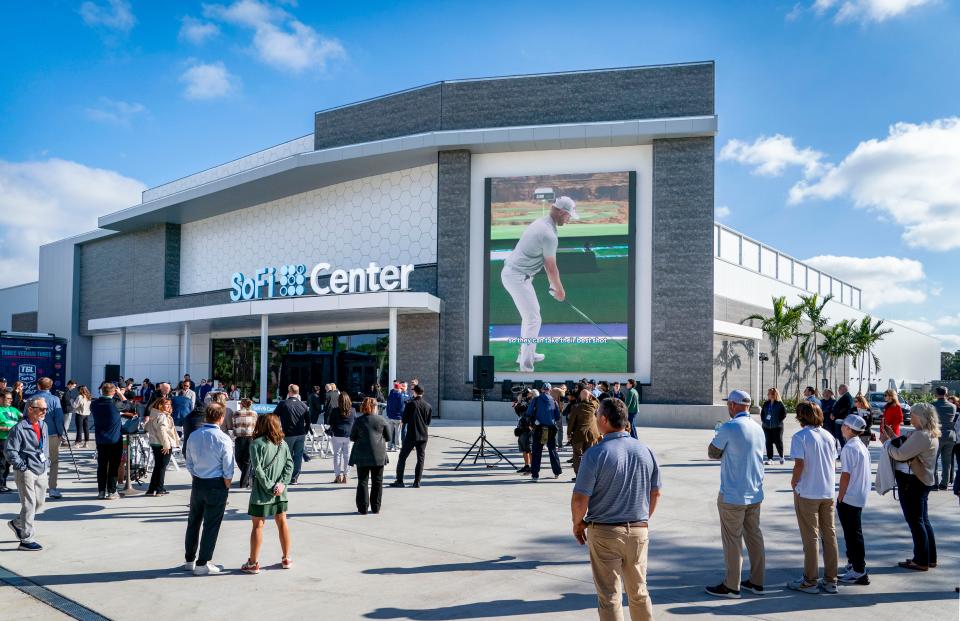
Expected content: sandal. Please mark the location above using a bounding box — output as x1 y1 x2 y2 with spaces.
282 557 293 569
241 560 260 574
897 560 928 571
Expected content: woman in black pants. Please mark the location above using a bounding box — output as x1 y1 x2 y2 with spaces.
760 388 787 465
144 397 179 496
349 397 390 515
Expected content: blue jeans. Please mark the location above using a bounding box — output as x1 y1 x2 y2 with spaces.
284 435 306 482
628 412 638 439
531 425 561 478
895 470 936 566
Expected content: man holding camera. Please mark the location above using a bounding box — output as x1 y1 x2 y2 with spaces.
572 398 660 620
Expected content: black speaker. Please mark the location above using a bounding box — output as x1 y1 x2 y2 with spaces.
104 364 121 383
473 355 495 390
500 379 513 401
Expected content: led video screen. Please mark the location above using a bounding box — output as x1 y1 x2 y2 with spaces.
484 171 635 374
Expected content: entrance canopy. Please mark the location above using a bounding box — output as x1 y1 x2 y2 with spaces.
87 291 440 403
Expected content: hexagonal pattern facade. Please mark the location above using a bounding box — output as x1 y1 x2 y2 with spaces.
179 164 438 294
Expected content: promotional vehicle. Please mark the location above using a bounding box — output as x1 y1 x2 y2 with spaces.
0 331 68 396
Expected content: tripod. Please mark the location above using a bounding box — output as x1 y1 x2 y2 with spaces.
455 390 516 470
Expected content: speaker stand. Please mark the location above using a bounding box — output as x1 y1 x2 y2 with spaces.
454 390 516 470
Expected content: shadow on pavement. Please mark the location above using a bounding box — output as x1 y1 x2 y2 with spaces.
363 555 586 575
364 592 597 619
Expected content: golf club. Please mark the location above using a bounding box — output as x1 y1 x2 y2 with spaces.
549 289 629 353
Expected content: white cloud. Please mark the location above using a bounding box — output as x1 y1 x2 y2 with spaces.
933 333 960 351
803 255 927 310
810 0 935 23
715 205 731 220
719 134 826 178
179 16 221 44
84 98 147 125
202 0 345 73
179 61 239 100
79 0 135 32
935 314 960 327
789 118 960 251
0 159 145 287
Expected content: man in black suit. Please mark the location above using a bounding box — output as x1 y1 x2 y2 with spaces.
831 384 855 448
273 384 310 484
390 384 432 488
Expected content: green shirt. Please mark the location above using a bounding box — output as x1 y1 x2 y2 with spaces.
248 437 293 506
624 388 639 414
0 406 22 440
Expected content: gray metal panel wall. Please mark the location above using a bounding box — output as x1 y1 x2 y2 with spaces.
396 313 441 409
646 137 715 404
315 84 442 150
79 225 229 330
314 64 714 151
436 150 473 402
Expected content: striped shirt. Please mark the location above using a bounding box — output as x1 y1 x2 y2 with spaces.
233 409 257 438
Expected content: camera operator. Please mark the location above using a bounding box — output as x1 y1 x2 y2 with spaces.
513 388 535 475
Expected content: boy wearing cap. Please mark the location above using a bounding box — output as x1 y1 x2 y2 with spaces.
500 196 578 372
837 414 871 585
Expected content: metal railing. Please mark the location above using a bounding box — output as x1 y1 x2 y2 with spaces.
714 223 861 309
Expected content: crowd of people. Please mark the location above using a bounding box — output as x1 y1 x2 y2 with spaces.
2 371 958 619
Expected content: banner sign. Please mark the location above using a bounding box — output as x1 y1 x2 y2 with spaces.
230 262 415 302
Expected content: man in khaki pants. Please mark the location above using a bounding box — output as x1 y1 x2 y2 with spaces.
572 398 661 621
706 390 766 598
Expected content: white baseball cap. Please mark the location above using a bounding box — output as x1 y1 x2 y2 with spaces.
842 414 867 432
553 196 579 220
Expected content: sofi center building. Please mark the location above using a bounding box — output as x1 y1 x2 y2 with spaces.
1 63 940 425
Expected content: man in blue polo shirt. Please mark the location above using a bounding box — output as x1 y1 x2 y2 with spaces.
572 398 660 621
705 389 766 599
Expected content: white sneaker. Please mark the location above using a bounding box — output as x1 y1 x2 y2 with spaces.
184 561 196 571
516 353 546 364
763 459 771 465
193 563 222 575
779 457 785 465
48 488 62 499
821 581 838 594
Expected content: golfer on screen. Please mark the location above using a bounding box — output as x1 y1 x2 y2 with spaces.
500 196 578 372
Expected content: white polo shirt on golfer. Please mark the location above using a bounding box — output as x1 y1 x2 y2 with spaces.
505 216 558 277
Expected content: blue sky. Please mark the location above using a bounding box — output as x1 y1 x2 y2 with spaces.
1 0 958 349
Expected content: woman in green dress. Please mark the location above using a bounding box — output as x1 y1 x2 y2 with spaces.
241 414 294 574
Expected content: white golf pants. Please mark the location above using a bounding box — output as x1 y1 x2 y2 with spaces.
500 265 541 368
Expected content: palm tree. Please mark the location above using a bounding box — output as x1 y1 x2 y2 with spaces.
819 320 853 389
798 293 834 390
743 296 802 397
851 316 893 392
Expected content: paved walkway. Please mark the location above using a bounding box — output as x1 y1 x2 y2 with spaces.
1 420 957 620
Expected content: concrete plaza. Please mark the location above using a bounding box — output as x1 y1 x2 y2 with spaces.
1 419 957 620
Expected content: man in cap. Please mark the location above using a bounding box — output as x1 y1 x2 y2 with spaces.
527 382 562 481
705 390 766 598
500 196 578 372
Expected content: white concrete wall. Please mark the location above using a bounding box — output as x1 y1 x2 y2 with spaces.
90 331 210 389
715 258 940 386
0 282 38 331
178 163 438 295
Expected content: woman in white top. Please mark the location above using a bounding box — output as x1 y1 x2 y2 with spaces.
788 401 839 594
882 403 940 571
74 385 93 448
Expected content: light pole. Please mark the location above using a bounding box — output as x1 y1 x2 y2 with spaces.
759 352 770 394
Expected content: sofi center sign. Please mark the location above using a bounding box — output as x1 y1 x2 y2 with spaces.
230 262 415 302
